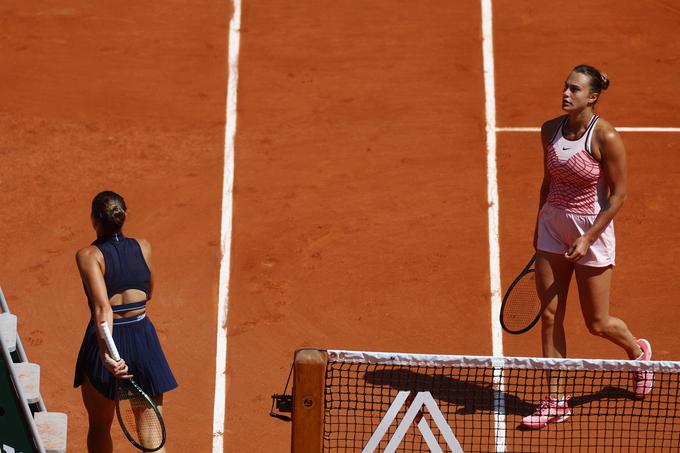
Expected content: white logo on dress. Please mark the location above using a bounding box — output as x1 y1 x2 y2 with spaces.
362 391 465 453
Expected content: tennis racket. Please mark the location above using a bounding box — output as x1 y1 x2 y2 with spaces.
98 321 167 452
500 254 542 334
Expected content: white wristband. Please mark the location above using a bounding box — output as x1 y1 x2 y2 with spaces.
97 321 121 361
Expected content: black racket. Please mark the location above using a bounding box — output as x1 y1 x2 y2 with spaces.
99 321 167 452
500 254 542 334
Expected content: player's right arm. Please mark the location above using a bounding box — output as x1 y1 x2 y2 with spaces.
76 246 131 379
533 118 560 249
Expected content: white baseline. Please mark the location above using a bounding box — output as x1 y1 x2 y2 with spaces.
497 126 680 132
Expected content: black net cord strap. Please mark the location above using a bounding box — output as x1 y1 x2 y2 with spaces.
321 350 680 452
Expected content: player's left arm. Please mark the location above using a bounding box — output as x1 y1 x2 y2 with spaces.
566 122 627 261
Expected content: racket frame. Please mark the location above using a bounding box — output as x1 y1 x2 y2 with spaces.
115 378 167 452
500 254 542 335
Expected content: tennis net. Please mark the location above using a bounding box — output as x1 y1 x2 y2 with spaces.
289 349 680 452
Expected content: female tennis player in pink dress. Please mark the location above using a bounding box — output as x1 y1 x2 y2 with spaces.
521 65 652 429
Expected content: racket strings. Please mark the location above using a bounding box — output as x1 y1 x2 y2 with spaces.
502 272 542 331
116 383 164 451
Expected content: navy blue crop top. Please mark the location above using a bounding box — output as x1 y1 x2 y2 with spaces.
85 233 151 314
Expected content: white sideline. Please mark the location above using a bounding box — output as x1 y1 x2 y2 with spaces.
213 0 241 452
480 0 503 361
479 0 506 451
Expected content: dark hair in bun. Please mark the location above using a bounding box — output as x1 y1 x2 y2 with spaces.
573 64 610 93
91 191 127 232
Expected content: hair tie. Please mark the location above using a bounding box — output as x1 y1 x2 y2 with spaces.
600 72 609 90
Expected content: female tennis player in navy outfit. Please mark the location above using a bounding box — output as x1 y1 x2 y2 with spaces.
74 191 177 452
521 66 652 429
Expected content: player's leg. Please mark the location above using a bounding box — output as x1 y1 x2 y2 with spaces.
536 251 573 359
81 377 116 453
523 251 574 428
132 393 166 452
574 264 641 358
535 251 574 401
575 263 654 398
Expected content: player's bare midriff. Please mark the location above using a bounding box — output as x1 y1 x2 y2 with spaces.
110 289 147 319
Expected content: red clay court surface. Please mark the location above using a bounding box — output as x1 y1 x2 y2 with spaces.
1 1 679 451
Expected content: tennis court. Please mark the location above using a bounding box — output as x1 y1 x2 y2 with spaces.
1 0 679 451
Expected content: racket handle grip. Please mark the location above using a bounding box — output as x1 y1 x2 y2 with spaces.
98 321 121 361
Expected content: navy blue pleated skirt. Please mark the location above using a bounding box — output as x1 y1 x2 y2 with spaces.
74 314 178 400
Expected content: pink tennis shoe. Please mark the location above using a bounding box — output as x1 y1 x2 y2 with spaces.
520 396 571 429
633 338 654 399
521 340 652 430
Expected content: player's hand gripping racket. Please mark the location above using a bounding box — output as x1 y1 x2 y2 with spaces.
98 321 167 452
500 254 542 334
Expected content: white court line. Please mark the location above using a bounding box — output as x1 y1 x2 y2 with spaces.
480 0 503 361
497 127 680 132
480 0 507 452
213 0 241 452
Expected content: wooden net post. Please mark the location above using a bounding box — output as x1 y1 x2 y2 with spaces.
291 348 328 453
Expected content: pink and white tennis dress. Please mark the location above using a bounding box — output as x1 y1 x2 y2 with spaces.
537 114 616 267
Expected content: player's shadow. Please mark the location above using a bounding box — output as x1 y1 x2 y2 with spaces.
363 368 532 416
569 385 638 408
362 368 640 420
